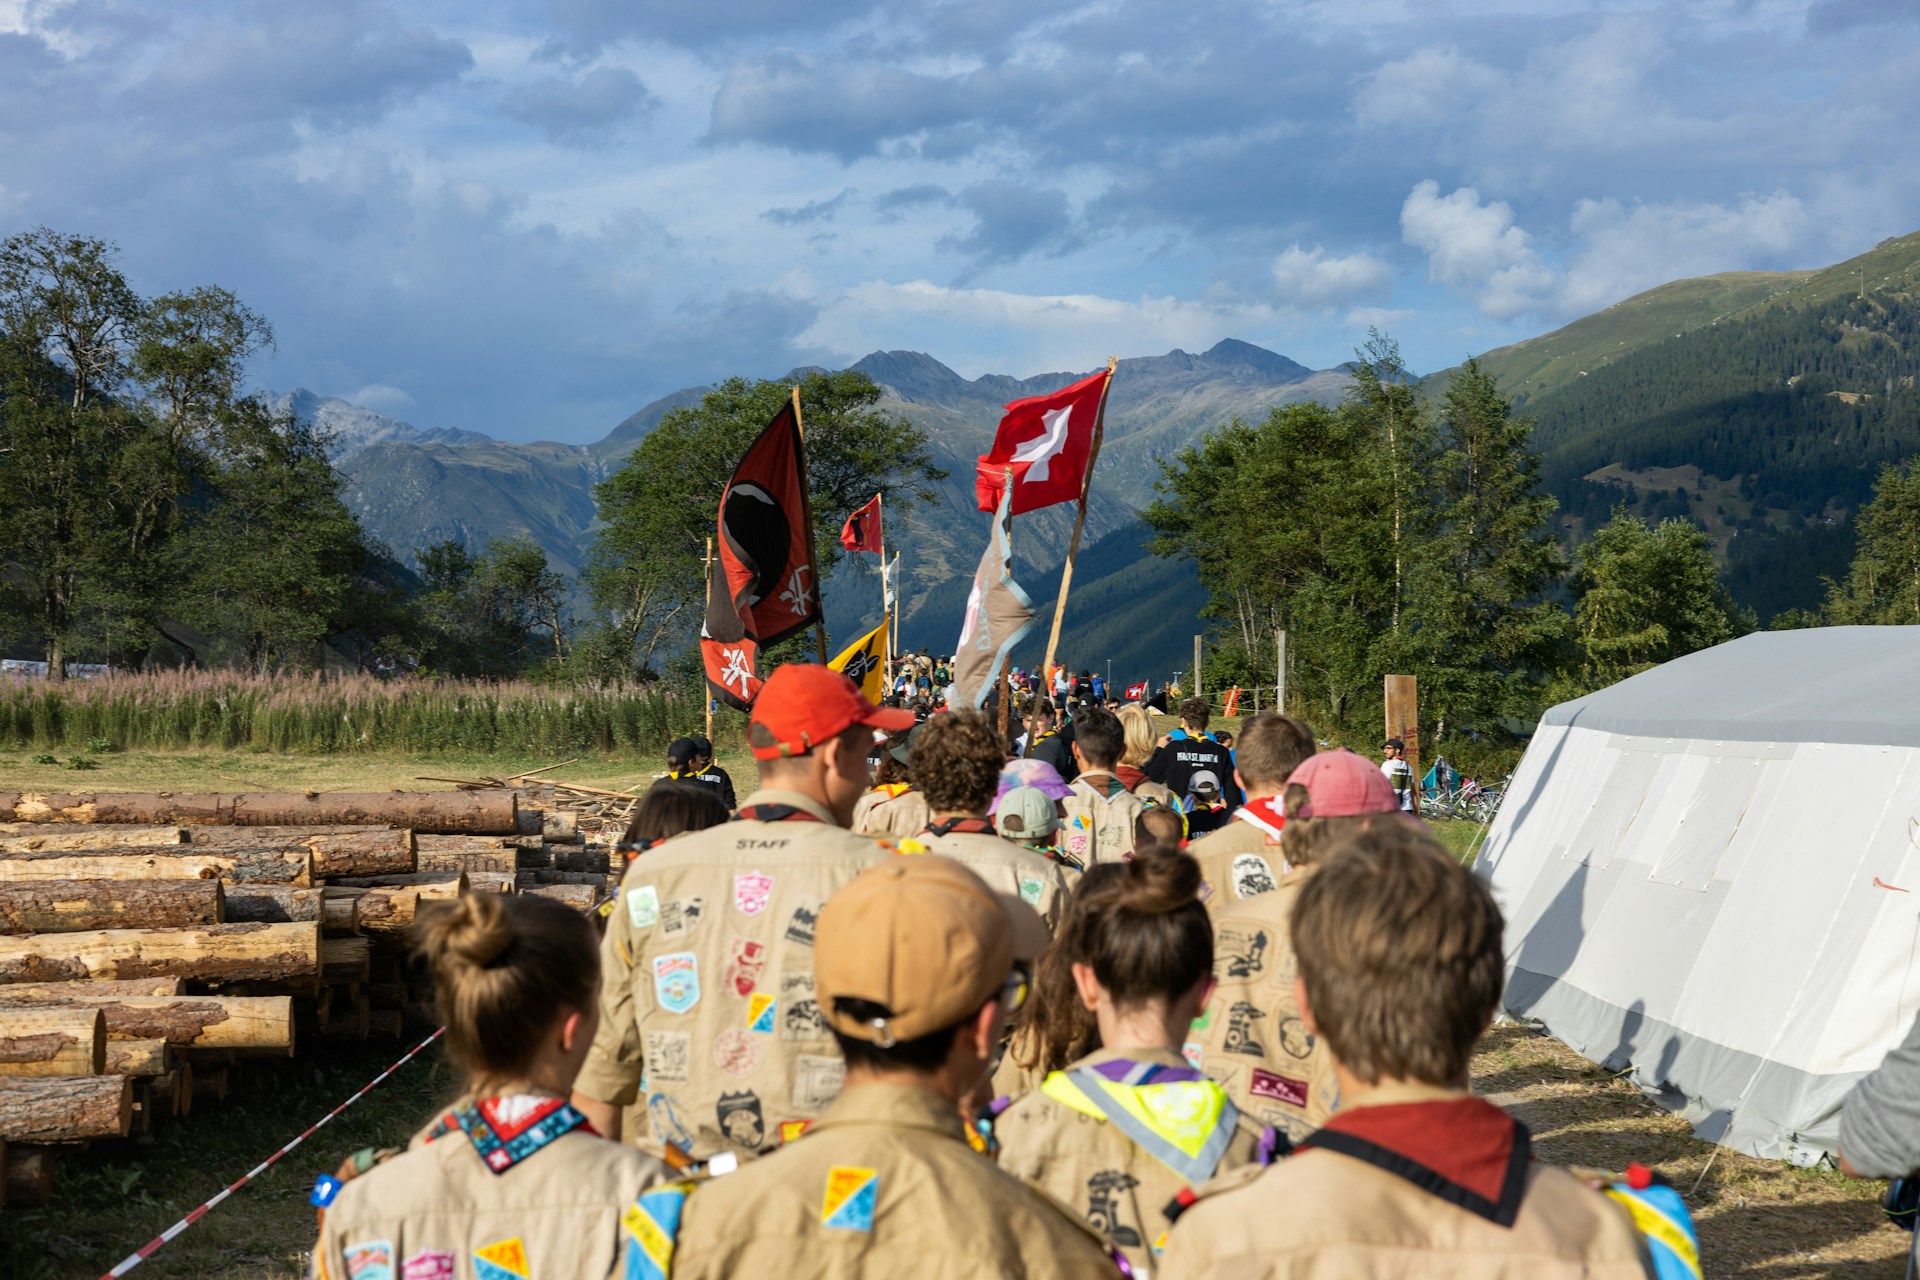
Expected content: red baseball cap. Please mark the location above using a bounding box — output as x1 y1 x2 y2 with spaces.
750 663 915 761
1286 749 1400 818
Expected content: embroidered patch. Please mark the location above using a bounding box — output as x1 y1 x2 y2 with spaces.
344 1240 394 1280
1249 1067 1309 1108
1065 829 1091 857
647 1092 693 1151
747 993 776 1033
1018 873 1045 907
401 1249 455 1280
713 1027 764 1076
459 1095 590 1174
779 1119 812 1144
1231 854 1277 898
621 1185 686 1280
783 900 820 946
660 895 704 939
1086 1171 1143 1247
1223 1001 1266 1056
733 871 774 915
1181 1041 1204 1070
1217 926 1270 980
822 1166 879 1231
780 971 826 1039
626 885 660 929
792 1053 845 1110
643 1031 692 1085
716 1090 765 1148
724 938 767 997
652 952 700 1014
471 1238 530 1280
1276 1014 1313 1060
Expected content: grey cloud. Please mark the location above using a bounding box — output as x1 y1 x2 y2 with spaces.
504 66 657 148
762 188 855 224
541 0 878 57
707 54 973 160
873 183 952 221
1806 0 1919 33
941 181 1077 265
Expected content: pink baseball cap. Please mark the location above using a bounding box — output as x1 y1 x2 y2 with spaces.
1286 749 1400 818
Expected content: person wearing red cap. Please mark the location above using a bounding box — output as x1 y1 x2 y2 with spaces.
571 664 914 1165
1185 749 1408 1143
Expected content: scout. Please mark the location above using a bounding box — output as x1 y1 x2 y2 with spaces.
570 663 912 1161
851 727 930 838
1186 748 1406 1140
310 893 678 1280
1158 826 1668 1279
1184 713 1316 902
995 845 1269 1275
897 708 1071 930
670 857 1120 1278
1058 707 1148 867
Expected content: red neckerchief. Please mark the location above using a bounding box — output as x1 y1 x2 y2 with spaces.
1296 1097 1531 1227
733 804 824 823
924 816 996 837
1235 795 1286 843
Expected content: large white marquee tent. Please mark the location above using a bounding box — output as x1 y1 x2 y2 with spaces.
1476 627 1920 1161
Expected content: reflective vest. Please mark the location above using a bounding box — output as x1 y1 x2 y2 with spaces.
1040 1059 1241 1186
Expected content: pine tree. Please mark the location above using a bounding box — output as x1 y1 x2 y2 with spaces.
1823 460 1920 623
1568 511 1748 691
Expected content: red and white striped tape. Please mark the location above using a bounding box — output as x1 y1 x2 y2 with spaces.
99 1026 446 1279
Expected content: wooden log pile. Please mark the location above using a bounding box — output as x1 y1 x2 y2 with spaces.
0 786 619 1208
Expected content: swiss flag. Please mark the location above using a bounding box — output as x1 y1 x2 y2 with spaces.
1125 682 1149 701
975 368 1111 515
839 494 882 553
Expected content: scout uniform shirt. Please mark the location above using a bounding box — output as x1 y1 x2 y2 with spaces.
1185 865 1338 1144
852 784 930 839
897 819 1070 933
312 1093 679 1280
1185 799 1285 907
994 1045 1269 1275
574 788 891 1161
671 1082 1120 1280
1156 1083 1659 1280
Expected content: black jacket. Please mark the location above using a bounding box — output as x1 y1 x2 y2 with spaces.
1144 734 1240 810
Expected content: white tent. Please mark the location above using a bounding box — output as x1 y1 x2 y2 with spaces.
1476 627 1920 1163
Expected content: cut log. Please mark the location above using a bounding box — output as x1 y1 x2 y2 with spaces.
0 993 292 1051
147 1069 179 1117
335 877 464 936
322 936 370 984
367 1008 403 1039
222 885 323 924
517 883 600 910
0 1075 131 1141
322 994 370 1040
0 879 224 934
5 1144 53 1207
306 829 415 879
0 921 319 986
541 811 581 844
0 846 312 886
550 849 610 873
322 889 361 936
465 872 514 895
518 869 613 886
0 826 187 852
0 791 516 835
0 1007 105 1076
0 978 185 997
104 1038 170 1076
192 1065 228 1103
186 824 396 843
366 981 407 1008
416 849 517 874
332 872 469 889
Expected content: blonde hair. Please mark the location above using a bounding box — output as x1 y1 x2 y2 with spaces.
413 893 598 1082
1118 703 1157 768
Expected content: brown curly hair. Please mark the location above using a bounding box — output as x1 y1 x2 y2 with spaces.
1005 862 1124 1076
910 709 1004 813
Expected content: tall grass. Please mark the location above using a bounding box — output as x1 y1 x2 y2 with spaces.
0 670 708 757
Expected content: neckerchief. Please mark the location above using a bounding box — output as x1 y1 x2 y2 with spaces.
445 1095 596 1175
1295 1097 1531 1227
1234 796 1287 844
616 835 666 863
924 816 996 837
733 804 824 823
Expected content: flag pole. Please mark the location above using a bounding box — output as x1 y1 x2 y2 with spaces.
703 536 715 743
789 384 831 664
877 501 890 689
1037 356 1117 687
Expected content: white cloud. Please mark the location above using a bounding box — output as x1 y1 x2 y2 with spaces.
1354 46 1501 129
346 383 418 413
1400 180 1547 305
1270 244 1392 306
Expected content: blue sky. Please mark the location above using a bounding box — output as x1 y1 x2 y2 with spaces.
3 0 1916 443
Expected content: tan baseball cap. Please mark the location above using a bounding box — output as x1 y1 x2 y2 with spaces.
815 856 1051 1045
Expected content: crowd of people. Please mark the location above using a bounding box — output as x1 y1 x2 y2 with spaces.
309 663 1702 1280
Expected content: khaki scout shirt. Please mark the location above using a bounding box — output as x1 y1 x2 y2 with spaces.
574 788 890 1160
853 786 930 839
1186 812 1284 907
1157 1084 1657 1280
312 1105 676 1280
899 824 1070 933
673 1082 1119 1279
995 1046 1267 1276
1185 865 1338 1143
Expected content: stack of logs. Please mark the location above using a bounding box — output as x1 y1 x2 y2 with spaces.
0 788 622 1211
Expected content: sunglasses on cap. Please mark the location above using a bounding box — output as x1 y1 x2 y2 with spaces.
1000 960 1033 1015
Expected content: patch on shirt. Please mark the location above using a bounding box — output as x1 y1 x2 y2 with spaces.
626 885 660 930
1249 1068 1309 1108
643 1030 692 1085
1231 854 1277 898
733 871 774 915
660 896 704 939
780 971 825 1039
621 1185 686 1280
1223 1001 1266 1056
747 992 776 1033
652 952 700 1015
724 938 767 997
1216 926 1270 980
821 1166 879 1231
783 900 820 946
401 1250 454 1280
344 1240 394 1280
647 1092 693 1151
716 1090 765 1148
1017 873 1045 907
1181 1041 1204 1070
713 1027 764 1076
780 1119 812 1144
792 1053 845 1110
1276 1014 1313 1060
471 1238 530 1280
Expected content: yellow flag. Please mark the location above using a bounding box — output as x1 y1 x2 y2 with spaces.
829 621 889 703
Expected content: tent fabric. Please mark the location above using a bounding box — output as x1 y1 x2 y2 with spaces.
1479 628 1920 1162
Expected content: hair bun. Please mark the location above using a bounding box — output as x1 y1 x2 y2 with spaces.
1116 844 1203 913
418 892 513 972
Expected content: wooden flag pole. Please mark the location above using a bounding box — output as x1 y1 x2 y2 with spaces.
789 384 831 664
703 537 716 743
1037 356 1117 686
877 500 890 685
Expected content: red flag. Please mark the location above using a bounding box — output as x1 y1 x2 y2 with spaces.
839 494 882 553
975 368 1111 515
701 399 820 710
1125 681 1149 701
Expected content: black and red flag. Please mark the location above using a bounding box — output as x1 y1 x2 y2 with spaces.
839 493 882 553
975 367 1112 515
702 396 821 710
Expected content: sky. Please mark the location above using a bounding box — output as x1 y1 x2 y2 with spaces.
3 0 1917 444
